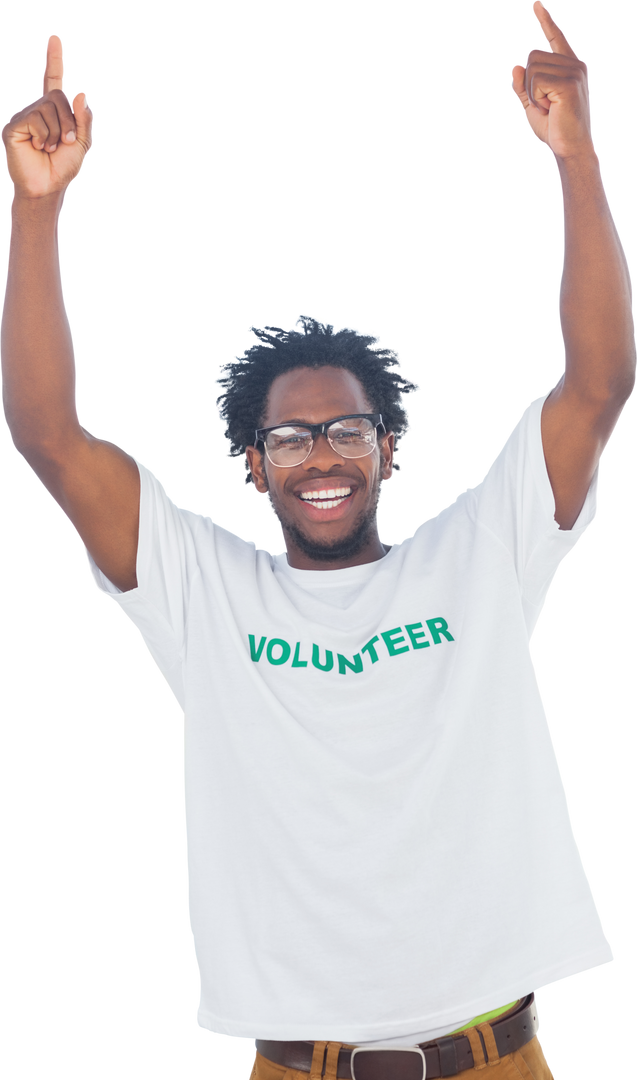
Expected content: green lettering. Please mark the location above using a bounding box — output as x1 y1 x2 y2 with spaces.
405 622 430 650
337 652 363 675
249 634 267 662
312 644 334 672
292 642 308 668
381 627 409 657
426 617 454 644
361 636 380 663
266 638 291 666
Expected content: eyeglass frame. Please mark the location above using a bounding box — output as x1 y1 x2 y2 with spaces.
254 413 386 468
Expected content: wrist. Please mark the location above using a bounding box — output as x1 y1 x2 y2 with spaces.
555 143 600 175
9 192 65 234
11 189 64 207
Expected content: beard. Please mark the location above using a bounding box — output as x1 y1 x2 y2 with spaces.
268 477 382 563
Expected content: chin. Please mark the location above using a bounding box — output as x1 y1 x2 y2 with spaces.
284 518 376 562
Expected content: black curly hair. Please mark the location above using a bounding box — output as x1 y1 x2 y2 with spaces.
217 316 417 483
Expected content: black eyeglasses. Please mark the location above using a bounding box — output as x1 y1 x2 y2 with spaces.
255 414 385 468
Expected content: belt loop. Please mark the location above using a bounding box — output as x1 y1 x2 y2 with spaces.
476 1023 500 1067
310 1042 327 1079
323 1042 343 1080
464 1027 488 1071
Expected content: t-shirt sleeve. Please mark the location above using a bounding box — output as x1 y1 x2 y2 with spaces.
470 394 597 630
88 462 202 707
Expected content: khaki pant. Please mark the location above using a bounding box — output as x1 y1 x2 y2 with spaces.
251 1028 553 1079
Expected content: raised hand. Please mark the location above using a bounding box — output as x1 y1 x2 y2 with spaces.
512 2 593 160
2 36 92 198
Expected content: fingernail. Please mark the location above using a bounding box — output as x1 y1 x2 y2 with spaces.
83 96 89 110
66 130 76 142
49 143 57 152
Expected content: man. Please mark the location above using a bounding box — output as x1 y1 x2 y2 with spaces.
2 1 633 1077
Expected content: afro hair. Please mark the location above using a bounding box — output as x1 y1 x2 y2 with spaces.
217 316 417 482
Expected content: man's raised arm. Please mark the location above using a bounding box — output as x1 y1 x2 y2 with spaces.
2 37 139 591
511 3 634 531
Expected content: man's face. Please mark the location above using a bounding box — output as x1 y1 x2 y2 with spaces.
245 366 394 568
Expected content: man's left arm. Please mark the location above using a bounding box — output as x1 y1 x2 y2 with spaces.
514 1 635 530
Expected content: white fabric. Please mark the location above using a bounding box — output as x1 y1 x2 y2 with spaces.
90 395 612 1042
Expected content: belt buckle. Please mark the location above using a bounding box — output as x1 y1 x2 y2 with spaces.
350 1044 426 1080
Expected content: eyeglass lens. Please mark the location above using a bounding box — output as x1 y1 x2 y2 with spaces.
265 417 377 466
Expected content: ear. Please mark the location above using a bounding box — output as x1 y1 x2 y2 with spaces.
245 445 269 492
380 432 395 480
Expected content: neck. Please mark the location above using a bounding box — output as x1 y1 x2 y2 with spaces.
283 528 389 571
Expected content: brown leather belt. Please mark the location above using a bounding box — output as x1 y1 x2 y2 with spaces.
256 994 538 1078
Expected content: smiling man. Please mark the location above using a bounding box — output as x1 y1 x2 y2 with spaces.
2 3 635 1079
246 367 399 570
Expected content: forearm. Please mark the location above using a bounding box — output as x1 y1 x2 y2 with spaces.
558 152 635 404
2 192 82 457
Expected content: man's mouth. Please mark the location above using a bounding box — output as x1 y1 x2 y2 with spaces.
297 485 352 510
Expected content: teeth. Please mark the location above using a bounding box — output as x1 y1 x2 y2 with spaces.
313 499 342 509
300 486 351 502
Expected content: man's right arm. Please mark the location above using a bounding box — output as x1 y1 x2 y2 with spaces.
3 193 140 592
2 37 139 592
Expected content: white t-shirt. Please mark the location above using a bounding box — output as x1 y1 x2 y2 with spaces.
91 395 612 1043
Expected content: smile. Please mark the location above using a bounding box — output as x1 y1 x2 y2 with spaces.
298 486 352 510
297 490 356 522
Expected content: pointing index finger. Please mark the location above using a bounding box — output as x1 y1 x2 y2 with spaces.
44 35 64 95
533 1 578 59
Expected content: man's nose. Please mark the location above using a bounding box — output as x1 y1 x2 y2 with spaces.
302 432 342 469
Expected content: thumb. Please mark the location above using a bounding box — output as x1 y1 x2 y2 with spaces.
72 92 92 149
511 61 526 95
509 62 529 111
